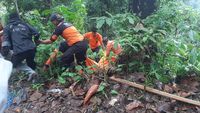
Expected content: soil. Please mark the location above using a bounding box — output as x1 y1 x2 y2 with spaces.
4 72 200 113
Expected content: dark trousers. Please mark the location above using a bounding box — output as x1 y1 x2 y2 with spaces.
11 49 36 70
92 46 100 53
58 40 88 67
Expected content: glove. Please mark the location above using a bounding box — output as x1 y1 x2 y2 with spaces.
1 46 10 57
34 34 40 46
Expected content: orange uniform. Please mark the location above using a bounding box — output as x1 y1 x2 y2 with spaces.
106 40 122 57
50 22 83 46
50 22 88 68
84 32 103 50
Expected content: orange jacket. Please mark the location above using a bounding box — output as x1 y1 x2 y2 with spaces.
51 22 83 46
84 32 103 50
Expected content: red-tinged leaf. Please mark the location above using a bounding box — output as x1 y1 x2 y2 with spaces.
125 100 143 111
83 84 99 105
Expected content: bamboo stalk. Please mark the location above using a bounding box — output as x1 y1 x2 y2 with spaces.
110 76 200 107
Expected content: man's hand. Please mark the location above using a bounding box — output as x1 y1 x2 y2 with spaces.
2 46 10 57
34 40 41 46
38 39 53 44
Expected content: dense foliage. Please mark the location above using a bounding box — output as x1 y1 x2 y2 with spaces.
1 0 200 84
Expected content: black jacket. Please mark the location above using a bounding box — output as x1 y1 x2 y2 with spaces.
2 18 39 55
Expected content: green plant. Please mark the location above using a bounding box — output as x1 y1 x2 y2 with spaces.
31 83 44 91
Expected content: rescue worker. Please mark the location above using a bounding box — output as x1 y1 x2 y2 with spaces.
2 12 40 81
84 27 105 53
39 13 88 68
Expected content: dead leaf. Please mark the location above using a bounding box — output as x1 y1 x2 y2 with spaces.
30 91 42 101
131 72 146 83
35 102 45 108
177 105 196 111
125 100 143 111
164 85 174 93
83 84 99 105
157 103 174 113
146 103 158 113
64 88 71 95
90 96 102 105
51 101 59 108
179 76 200 92
171 83 181 93
177 91 191 97
75 88 85 96
108 98 118 106
41 106 49 112
14 107 21 113
196 107 200 112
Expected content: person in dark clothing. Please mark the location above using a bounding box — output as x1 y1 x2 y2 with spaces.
39 13 88 68
2 12 40 81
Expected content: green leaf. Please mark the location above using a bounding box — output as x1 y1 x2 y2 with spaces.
75 65 83 71
97 19 105 28
85 68 94 74
74 76 82 81
97 83 106 92
58 76 66 84
142 37 148 42
106 18 112 26
41 9 51 16
127 16 134 24
68 73 76 77
110 90 119 95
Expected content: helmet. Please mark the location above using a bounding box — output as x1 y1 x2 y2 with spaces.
50 13 64 22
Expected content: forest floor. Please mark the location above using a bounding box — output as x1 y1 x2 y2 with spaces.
4 72 200 113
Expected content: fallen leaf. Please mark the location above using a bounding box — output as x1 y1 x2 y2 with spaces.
177 105 196 111
41 106 49 112
171 83 181 93
35 102 45 108
51 101 59 108
84 84 99 105
179 76 200 92
146 103 158 113
196 107 200 112
131 72 146 83
164 85 174 93
177 91 191 97
14 107 21 113
75 88 85 96
70 99 83 107
64 88 71 95
30 91 42 101
125 100 143 111
157 103 174 113
108 98 118 106
90 96 102 105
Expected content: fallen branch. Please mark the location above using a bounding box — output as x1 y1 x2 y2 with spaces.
110 76 200 107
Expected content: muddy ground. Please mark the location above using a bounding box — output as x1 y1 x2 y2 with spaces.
4 72 200 113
